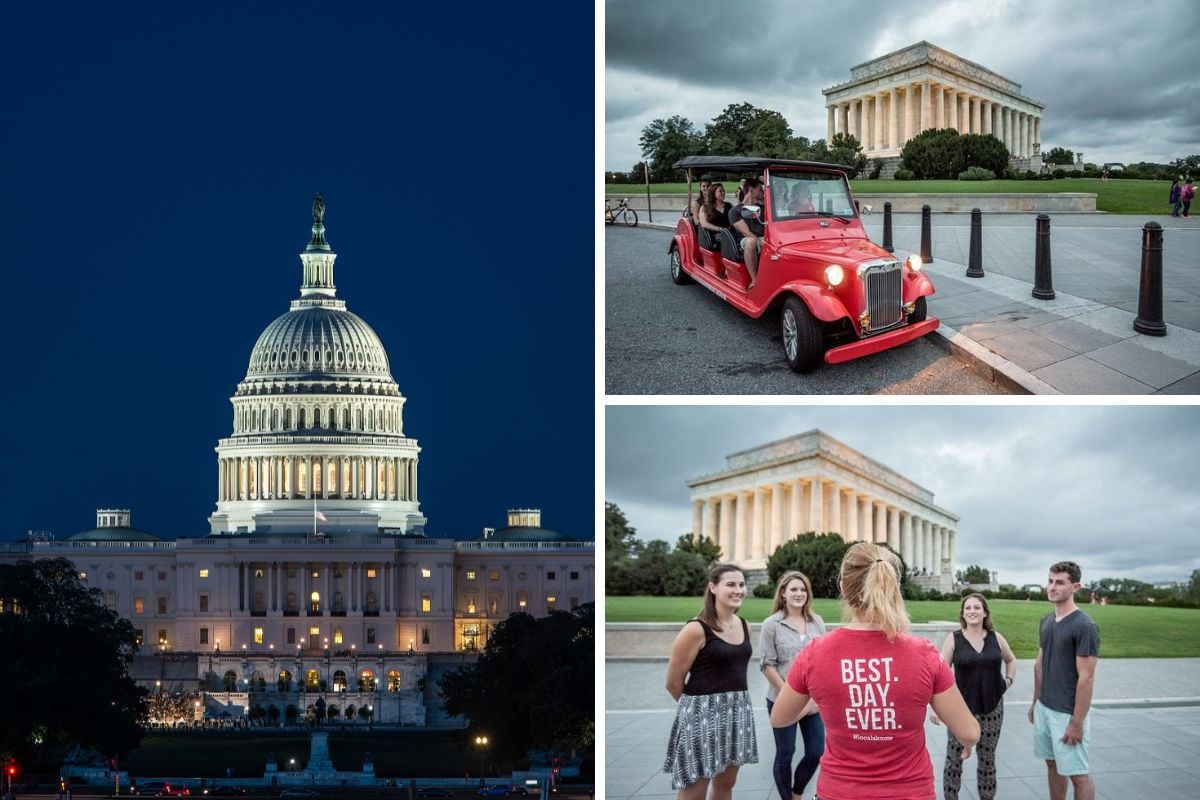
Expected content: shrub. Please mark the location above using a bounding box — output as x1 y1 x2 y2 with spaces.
1068 170 1082 178
1052 168 1067 179
753 583 774 599
893 168 915 180
958 166 996 181
1038 173 1054 180
868 158 885 179
1024 170 1038 180
900 128 963 179
959 133 1009 175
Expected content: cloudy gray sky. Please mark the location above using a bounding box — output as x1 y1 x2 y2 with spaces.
605 405 1200 590
604 0 1200 172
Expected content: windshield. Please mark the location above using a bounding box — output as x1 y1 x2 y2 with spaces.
767 171 856 220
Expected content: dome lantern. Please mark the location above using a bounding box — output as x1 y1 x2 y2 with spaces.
300 193 337 299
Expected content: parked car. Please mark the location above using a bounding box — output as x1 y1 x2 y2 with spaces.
135 782 190 797
476 787 527 797
279 789 322 799
669 155 939 372
207 787 248 797
418 789 454 798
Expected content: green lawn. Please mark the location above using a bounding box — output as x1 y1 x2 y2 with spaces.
604 597 1200 658
119 731 514 779
605 178 1168 214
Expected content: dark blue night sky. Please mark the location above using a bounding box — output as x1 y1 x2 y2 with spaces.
2 3 594 542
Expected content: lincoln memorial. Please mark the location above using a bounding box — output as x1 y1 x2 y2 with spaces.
823 41 1045 161
687 430 959 589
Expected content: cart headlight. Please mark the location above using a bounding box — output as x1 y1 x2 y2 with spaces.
824 265 845 287
907 254 923 272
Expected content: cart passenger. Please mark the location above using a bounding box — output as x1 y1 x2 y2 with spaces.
690 177 712 218
729 178 765 286
698 183 731 233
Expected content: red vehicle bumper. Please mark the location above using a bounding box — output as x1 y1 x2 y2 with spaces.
823 318 940 364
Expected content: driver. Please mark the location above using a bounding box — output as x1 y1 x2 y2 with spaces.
729 177 765 287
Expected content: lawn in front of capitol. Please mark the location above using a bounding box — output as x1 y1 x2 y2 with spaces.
119 730 511 779
605 596 1200 659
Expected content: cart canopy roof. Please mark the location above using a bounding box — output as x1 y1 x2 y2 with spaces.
673 155 856 176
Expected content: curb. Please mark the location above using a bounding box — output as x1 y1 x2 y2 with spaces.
927 324 1058 395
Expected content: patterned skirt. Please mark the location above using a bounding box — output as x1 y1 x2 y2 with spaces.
663 689 759 790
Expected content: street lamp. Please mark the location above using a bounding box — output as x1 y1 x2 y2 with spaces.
474 735 489 778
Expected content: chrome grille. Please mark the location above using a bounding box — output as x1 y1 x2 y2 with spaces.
863 261 904 333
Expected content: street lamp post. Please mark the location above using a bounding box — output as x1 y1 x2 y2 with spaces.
643 160 653 223
474 735 489 780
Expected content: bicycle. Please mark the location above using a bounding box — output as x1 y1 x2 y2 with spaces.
605 198 638 227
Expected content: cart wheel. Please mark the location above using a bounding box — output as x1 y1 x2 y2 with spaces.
670 247 692 285
907 296 927 324
781 296 823 373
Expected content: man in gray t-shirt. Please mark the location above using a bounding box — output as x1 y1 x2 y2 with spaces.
1028 560 1099 800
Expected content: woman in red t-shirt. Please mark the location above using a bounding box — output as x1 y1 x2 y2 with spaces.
769 542 979 800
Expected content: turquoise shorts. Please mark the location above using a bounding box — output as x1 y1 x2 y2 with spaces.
1033 700 1091 776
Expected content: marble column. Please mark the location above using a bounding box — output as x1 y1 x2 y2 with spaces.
920 80 932 131
809 479 824 533
703 497 718 545
1033 117 1041 152
1021 113 1029 158
827 105 835 142
887 507 900 551
947 90 958 131
751 488 766 561
847 101 858 144
846 492 859 543
922 520 932 572
904 85 915 144
878 94 888 151
692 501 703 541
888 88 899 149
735 492 750 563
982 100 992 135
828 484 842 538
770 485 785 554
971 96 981 134
935 86 945 130
718 496 733 562
901 513 913 567
839 103 849 138
874 502 887 544
949 530 957 578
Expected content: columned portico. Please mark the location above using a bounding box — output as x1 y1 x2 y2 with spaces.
688 431 959 579
823 41 1044 160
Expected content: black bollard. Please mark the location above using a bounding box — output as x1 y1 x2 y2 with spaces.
1133 221 1167 336
966 208 984 277
882 202 894 253
920 204 933 264
1032 213 1055 299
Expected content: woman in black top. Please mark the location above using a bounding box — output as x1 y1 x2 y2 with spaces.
664 563 758 800
932 593 1017 800
698 183 733 233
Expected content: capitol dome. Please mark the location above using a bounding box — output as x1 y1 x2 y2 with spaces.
246 305 392 380
208 195 425 538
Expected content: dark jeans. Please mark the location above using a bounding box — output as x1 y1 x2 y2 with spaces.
766 698 825 800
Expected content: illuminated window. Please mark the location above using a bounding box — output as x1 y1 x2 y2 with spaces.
359 670 376 692
421 595 431 613
387 669 401 692
79 572 87 579
310 626 320 638
489 571 499 581
199 568 209 578
134 597 145 614
158 629 168 645
135 629 144 646
254 628 264 644
254 569 264 578
332 670 348 692
547 596 557 612
466 571 476 580
305 669 320 690
517 590 528 610
489 597 498 614
421 568 431 578
310 591 321 613
366 568 376 578
311 570 320 579
467 600 477 614
334 628 343 645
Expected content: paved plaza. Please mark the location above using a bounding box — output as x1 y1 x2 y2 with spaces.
639 212 1200 393
605 659 1200 800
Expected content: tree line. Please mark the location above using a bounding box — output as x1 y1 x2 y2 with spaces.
617 102 1200 184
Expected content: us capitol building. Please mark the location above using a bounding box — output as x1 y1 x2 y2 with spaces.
0 197 594 727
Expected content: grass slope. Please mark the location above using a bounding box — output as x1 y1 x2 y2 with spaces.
605 179 1170 214
604 596 1200 658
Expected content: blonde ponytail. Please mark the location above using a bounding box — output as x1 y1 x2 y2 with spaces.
840 542 910 641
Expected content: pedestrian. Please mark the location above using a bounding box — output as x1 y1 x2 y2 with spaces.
1181 179 1195 218
770 542 979 800
1028 560 1100 800
932 593 1017 800
759 570 826 800
663 563 758 799
1169 177 1183 217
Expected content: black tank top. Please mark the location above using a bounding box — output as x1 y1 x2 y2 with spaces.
682 617 752 696
952 630 1006 715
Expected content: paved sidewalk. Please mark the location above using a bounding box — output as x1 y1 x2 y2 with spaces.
640 213 1200 393
605 659 1200 800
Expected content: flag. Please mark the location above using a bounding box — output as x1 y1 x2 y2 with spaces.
315 509 327 522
